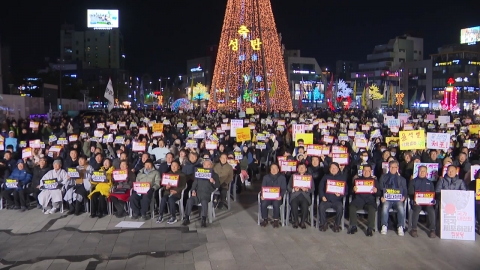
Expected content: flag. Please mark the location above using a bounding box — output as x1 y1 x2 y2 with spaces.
388 83 394 107
353 80 357 99
383 81 387 97
361 84 367 108
299 78 304 109
104 78 115 112
190 77 194 101
409 89 417 107
420 91 425 102
269 79 276 97
139 80 145 106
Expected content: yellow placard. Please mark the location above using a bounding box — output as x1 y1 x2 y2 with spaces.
236 127 251 142
295 133 313 146
399 130 426 150
152 123 164 132
246 108 254 114
476 180 480 200
469 124 480 135
386 137 399 146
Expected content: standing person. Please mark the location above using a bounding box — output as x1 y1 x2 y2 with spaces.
379 160 408 236
213 153 234 210
408 166 436 238
182 160 220 228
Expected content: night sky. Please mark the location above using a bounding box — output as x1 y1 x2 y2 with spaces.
1 0 479 77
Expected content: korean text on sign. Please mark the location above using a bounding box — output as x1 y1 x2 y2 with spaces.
133 182 150 194
280 161 297 172
113 170 128 181
5 179 18 189
426 132 450 150
413 163 439 181
92 171 107 182
414 192 435 206
195 168 212 180
262 187 280 200
326 180 345 195
43 179 58 190
292 175 312 189
384 189 402 201
399 130 425 150
354 179 375 194
67 168 80 179
162 174 179 187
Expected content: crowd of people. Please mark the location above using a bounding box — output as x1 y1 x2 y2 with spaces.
0 108 479 237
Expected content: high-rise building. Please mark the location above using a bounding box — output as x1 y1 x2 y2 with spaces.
335 60 358 82
207 0 293 112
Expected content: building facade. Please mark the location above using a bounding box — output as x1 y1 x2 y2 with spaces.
284 50 325 108
335 60 358 81
398 59 433 108
186 46 218 104
430 42 480 110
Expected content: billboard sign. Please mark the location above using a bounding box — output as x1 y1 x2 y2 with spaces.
87 10 119 29
460 26 480 45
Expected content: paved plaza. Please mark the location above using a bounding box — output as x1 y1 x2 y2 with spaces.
0 183 479 270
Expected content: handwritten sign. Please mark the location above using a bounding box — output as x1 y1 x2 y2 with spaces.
113 170 128 181
413 163 439 181
161 174 179 187
292 175 312 189
230 119 244 137
326 180 345 195
133 182 150 194
236 127 251 142
426 132 450 150
262 187 280 200
414 192 435 206
194 168 212 180
354 179 375 194
399 130 425 150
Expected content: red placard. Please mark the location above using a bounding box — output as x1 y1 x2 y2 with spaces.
326 180 345 195
414 192 435 206
354 179 375 194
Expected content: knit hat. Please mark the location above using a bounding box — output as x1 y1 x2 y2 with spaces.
53 159 62 166
16 159 24 165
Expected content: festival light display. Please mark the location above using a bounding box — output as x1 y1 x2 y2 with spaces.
441 78 459 111
207 0 293 112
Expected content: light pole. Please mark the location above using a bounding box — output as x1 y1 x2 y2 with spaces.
58 58 64 111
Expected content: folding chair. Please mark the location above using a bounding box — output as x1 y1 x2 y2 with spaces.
378 198 408 231
188 188 218 224
408 198 429 229
349 195 379 231
214 180 232 211
230 175 238 202
128 187 158 218
286 193 315 227
257 191 286 226
316 196 346 231
159 186 187 219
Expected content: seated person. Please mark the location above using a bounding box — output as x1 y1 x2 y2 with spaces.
408 165 436 238
182 159 220 228
436 165 467 192
259 163 287 228
348 164 379 236
213 153 234 209
157 160 187 224
379 160 408 236
129 159 160 220
1 159 32 211
287 163 314 229
110 161 136 218
38 159 71 214
88 159 114 218
65 155 93 216
318 162 347 233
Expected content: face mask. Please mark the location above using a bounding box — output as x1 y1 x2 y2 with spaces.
153 140 158 144
361 156 368 161
117 154 121 158
391 152 396 157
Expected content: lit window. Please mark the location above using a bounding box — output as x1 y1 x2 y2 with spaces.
87 46 91 52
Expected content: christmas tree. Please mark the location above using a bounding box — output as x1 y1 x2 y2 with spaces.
207 0 293 112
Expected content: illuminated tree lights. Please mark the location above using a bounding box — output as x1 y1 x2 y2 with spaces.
441 78 459 111
192 83 209 101
395 92 404 105
369 84 384 100
207 0 293 112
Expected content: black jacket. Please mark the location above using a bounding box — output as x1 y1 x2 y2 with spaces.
287 173 314 204
191 170 220 202
350 176 379 209
319 173 347 203
31 165 51 188
262 173 287 198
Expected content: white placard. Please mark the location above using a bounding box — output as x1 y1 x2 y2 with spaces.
230 119 243 137
426 132 450 150
440 190 476 241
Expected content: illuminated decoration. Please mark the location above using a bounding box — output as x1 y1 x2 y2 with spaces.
335 79 353 109
207 0 293 112
171 98 191 111
190 65 203 72
441 78 459 111
395 92 404 106
229 39 239 51
192 83 210 101
157 95 163 106
460 26 480 45
239 54 246 61
238 25 250 38
369 84 384 100
250 38 262 50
